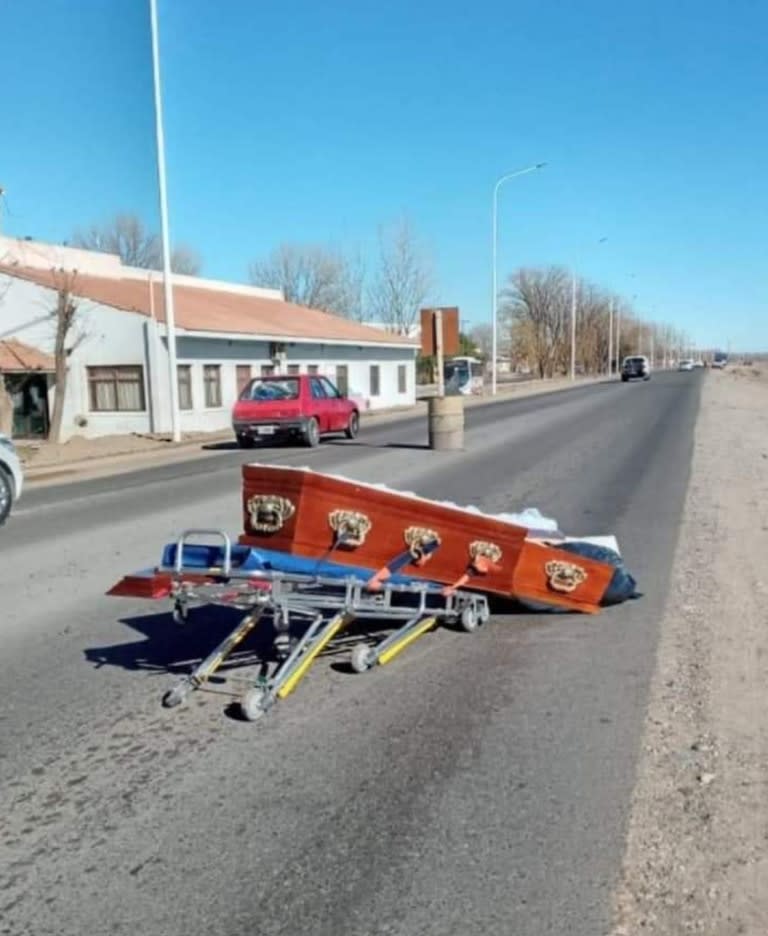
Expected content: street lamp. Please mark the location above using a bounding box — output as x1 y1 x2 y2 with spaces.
491 162 546 395
150 0 181 442
569 237 607 381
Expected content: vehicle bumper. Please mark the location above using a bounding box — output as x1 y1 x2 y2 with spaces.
0 450 23 503
233 419 309 439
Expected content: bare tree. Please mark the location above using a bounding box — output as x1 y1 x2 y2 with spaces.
469 323 493 359
248 243 364 318
500 266 570 378
48 270 87 443
368 218 432 335
169 244 203 276
337 248 367 321
71 213 202 274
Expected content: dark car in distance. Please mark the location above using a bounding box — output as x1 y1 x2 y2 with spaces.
232 373 360 448
621 355 651 382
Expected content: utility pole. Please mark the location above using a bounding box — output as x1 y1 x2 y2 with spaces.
607 296 614 376
570 272 577 380
149 0 181 442
491 162 546 395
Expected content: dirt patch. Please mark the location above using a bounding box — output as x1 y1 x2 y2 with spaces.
610 368 768 934
16 430 230 469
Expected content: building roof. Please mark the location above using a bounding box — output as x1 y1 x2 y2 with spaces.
0 264 419 349
0 338 56 373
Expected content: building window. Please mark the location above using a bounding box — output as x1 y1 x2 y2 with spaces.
335 365 348 397
178 365 193 410
369 364 380 397
261 364 275 377
236 365 252 395
88 365 145 412
287 364 300 375
307 364 319 375
203 365 222 407
398 364 407 394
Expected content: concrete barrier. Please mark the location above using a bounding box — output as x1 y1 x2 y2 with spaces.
428 395 464 450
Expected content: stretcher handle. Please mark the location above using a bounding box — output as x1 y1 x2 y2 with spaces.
174 529 233 576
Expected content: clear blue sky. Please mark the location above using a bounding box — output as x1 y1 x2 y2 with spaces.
2 0 766 350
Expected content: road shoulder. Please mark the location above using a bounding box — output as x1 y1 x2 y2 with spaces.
610 367 768 935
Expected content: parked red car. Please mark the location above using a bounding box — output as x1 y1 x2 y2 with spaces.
232 374 360 448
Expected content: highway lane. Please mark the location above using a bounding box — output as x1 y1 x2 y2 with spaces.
0 372 702 936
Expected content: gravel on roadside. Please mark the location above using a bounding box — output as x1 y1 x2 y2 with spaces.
609 366 768 936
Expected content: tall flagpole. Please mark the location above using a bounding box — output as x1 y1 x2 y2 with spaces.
150 0 181 442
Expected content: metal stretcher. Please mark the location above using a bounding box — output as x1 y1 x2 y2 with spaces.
113 530 490 722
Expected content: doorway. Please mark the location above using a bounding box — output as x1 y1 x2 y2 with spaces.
4 373 50 438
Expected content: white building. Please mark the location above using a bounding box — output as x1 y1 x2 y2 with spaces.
0 237 418 441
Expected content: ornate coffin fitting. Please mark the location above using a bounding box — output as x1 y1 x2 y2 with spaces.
239 463 615 612
246 493 296 533
404 526 441 561
329 509 372 548
469 540 503 571
545 559 588 593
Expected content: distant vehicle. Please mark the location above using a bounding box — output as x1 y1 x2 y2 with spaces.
678 359 695 371
621 355 651 382
693 359 705 368
444 355 484 395
232 374 360 448
711 351 728 369
0 433 23 526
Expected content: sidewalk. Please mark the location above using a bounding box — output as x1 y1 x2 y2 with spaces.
20 374 610 487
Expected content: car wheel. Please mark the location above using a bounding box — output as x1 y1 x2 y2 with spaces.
621 375 629 382
0 469 13 527
303 417 320 447
345 410 360 440
237 434 255 449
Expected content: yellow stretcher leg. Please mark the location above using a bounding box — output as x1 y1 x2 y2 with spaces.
377 615 438 666
191 611 263 687
275 611 352 700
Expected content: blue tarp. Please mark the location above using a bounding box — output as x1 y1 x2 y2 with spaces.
516 540 640 611
159 542 442 589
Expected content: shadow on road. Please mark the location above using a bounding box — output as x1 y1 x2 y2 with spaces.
326 440 430 451
84 607 400 681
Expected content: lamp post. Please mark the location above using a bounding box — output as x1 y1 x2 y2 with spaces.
569 236 607 381
607 296 614 376
491 162 546 395
150 0 181 442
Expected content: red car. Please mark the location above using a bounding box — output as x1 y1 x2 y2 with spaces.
232 374 360 448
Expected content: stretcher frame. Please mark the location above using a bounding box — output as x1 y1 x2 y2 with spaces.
151 530 490 721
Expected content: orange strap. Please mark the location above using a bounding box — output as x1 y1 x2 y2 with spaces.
441 556 501 597
366 565 392 591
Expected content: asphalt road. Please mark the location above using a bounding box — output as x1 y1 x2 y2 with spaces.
0 372 702 936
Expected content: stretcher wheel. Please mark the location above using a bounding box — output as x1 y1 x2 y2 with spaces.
162 684 187 708
460 605 481 633
240 687 268 722
350 643 375 673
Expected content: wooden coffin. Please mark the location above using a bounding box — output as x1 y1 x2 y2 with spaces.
238 464 615 613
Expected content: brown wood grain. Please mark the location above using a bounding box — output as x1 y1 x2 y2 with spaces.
238 464 613 611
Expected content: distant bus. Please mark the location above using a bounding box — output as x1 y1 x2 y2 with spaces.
443 356 484 395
